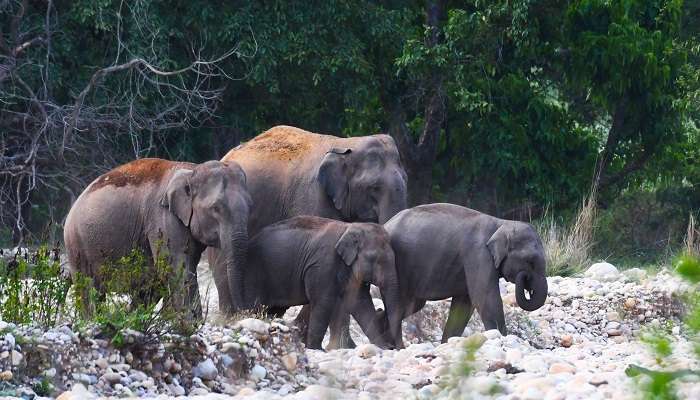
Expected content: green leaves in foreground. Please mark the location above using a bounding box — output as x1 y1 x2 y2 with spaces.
674 254 700 284
626 252 700 399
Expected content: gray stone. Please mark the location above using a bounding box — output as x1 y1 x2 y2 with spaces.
193 358 218 381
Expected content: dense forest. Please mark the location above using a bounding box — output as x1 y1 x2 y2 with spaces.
2 0 700 264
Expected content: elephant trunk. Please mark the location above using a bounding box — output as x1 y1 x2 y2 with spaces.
515 271 548 311
379 273 404 349
378 170 408 224
222 224 248 310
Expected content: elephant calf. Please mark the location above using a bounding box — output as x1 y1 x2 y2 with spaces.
64 158 251 316
242 216 403 350
371 203 548 344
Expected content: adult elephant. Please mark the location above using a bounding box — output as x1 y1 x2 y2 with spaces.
209 125 408 316
64 159 251 316
373 203 548 344
245 216 403 350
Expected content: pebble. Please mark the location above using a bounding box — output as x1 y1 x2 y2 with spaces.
250 364 267 381
193 358 218 381
560 335 573 348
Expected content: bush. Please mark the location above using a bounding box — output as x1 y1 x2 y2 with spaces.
73 243 203 345
595 189 688 266
0 247 71 328
626 253 700 399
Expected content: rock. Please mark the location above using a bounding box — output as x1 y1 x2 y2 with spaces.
238 387 256 396
624 298 637 310
56 384 95 400
606 311 621 322
560 335 573 348
193 358 218 381
672 325 680 335
95 357 108 370
357 343 381 358
250 364 267 381
607 329 622 337
235 318 270 335
623 268 647 281
0 370 12 381
189 387 210 395
549 362 576 374
483 329 502 340
100 372 122 385
585 262 620 281
10 350 22 366
281 352 298 371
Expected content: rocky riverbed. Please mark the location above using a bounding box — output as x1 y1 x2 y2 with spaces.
1 262 698 399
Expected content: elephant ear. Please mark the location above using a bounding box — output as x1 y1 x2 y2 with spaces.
160 169 195 227
486 225 511 269
335 225 362 266
223 161 247 186
318 148 351 211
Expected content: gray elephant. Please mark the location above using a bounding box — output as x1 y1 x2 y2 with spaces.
369 203 549 344
64 158 251 315
209 126 408 346
243 216 403 350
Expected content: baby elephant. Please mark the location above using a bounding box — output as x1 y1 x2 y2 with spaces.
64 158 251 316
243 216 403 350
372 203 548 344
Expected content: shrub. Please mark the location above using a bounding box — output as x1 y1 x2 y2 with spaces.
0 247 71 328
626 253 700 399
73 243 203 345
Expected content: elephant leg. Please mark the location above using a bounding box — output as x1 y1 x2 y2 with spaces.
327 307 356 350
346 288 394 349
476 285 507 335
306 299 336 350
441 295 474 343
209 248 234 315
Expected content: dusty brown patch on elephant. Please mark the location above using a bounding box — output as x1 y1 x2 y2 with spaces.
89 159 187 192
239 126 313 160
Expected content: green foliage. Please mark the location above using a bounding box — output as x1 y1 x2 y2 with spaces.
0 248 71 328
73 244 200 346
32 377 53 397
626 253 700 399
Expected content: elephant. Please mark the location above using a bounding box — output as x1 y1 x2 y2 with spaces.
64 158 251 316
209 125 408 346
242 216 403 350
369 203 549 344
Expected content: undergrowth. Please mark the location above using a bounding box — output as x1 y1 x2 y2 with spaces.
0 241 203 346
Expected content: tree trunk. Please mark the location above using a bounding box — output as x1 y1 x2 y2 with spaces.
386 0 447 206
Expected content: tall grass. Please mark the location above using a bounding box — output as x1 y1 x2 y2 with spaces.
536 185 597 277
684 213 700 258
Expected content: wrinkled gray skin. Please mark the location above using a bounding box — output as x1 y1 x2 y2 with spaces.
372 203 548 344
244 216 403 350
209 126 407 345
64 159 251 316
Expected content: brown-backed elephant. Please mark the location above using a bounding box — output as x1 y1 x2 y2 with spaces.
64 158 251 316
371 203 548 345
209 125 408 327
244 216 403 350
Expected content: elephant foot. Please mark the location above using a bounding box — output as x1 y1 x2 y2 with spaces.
326 332 356 350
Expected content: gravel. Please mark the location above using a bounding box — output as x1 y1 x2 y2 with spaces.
0 261 697 399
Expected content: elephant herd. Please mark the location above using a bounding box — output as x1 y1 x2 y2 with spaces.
63 125 548 350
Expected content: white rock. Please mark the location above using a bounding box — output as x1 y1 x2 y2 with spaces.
10 350 22 366
250 364 267 381
357 343 381 358
483 329 502 340
235 318 270 335
585 262 620 281
193 358 218 381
